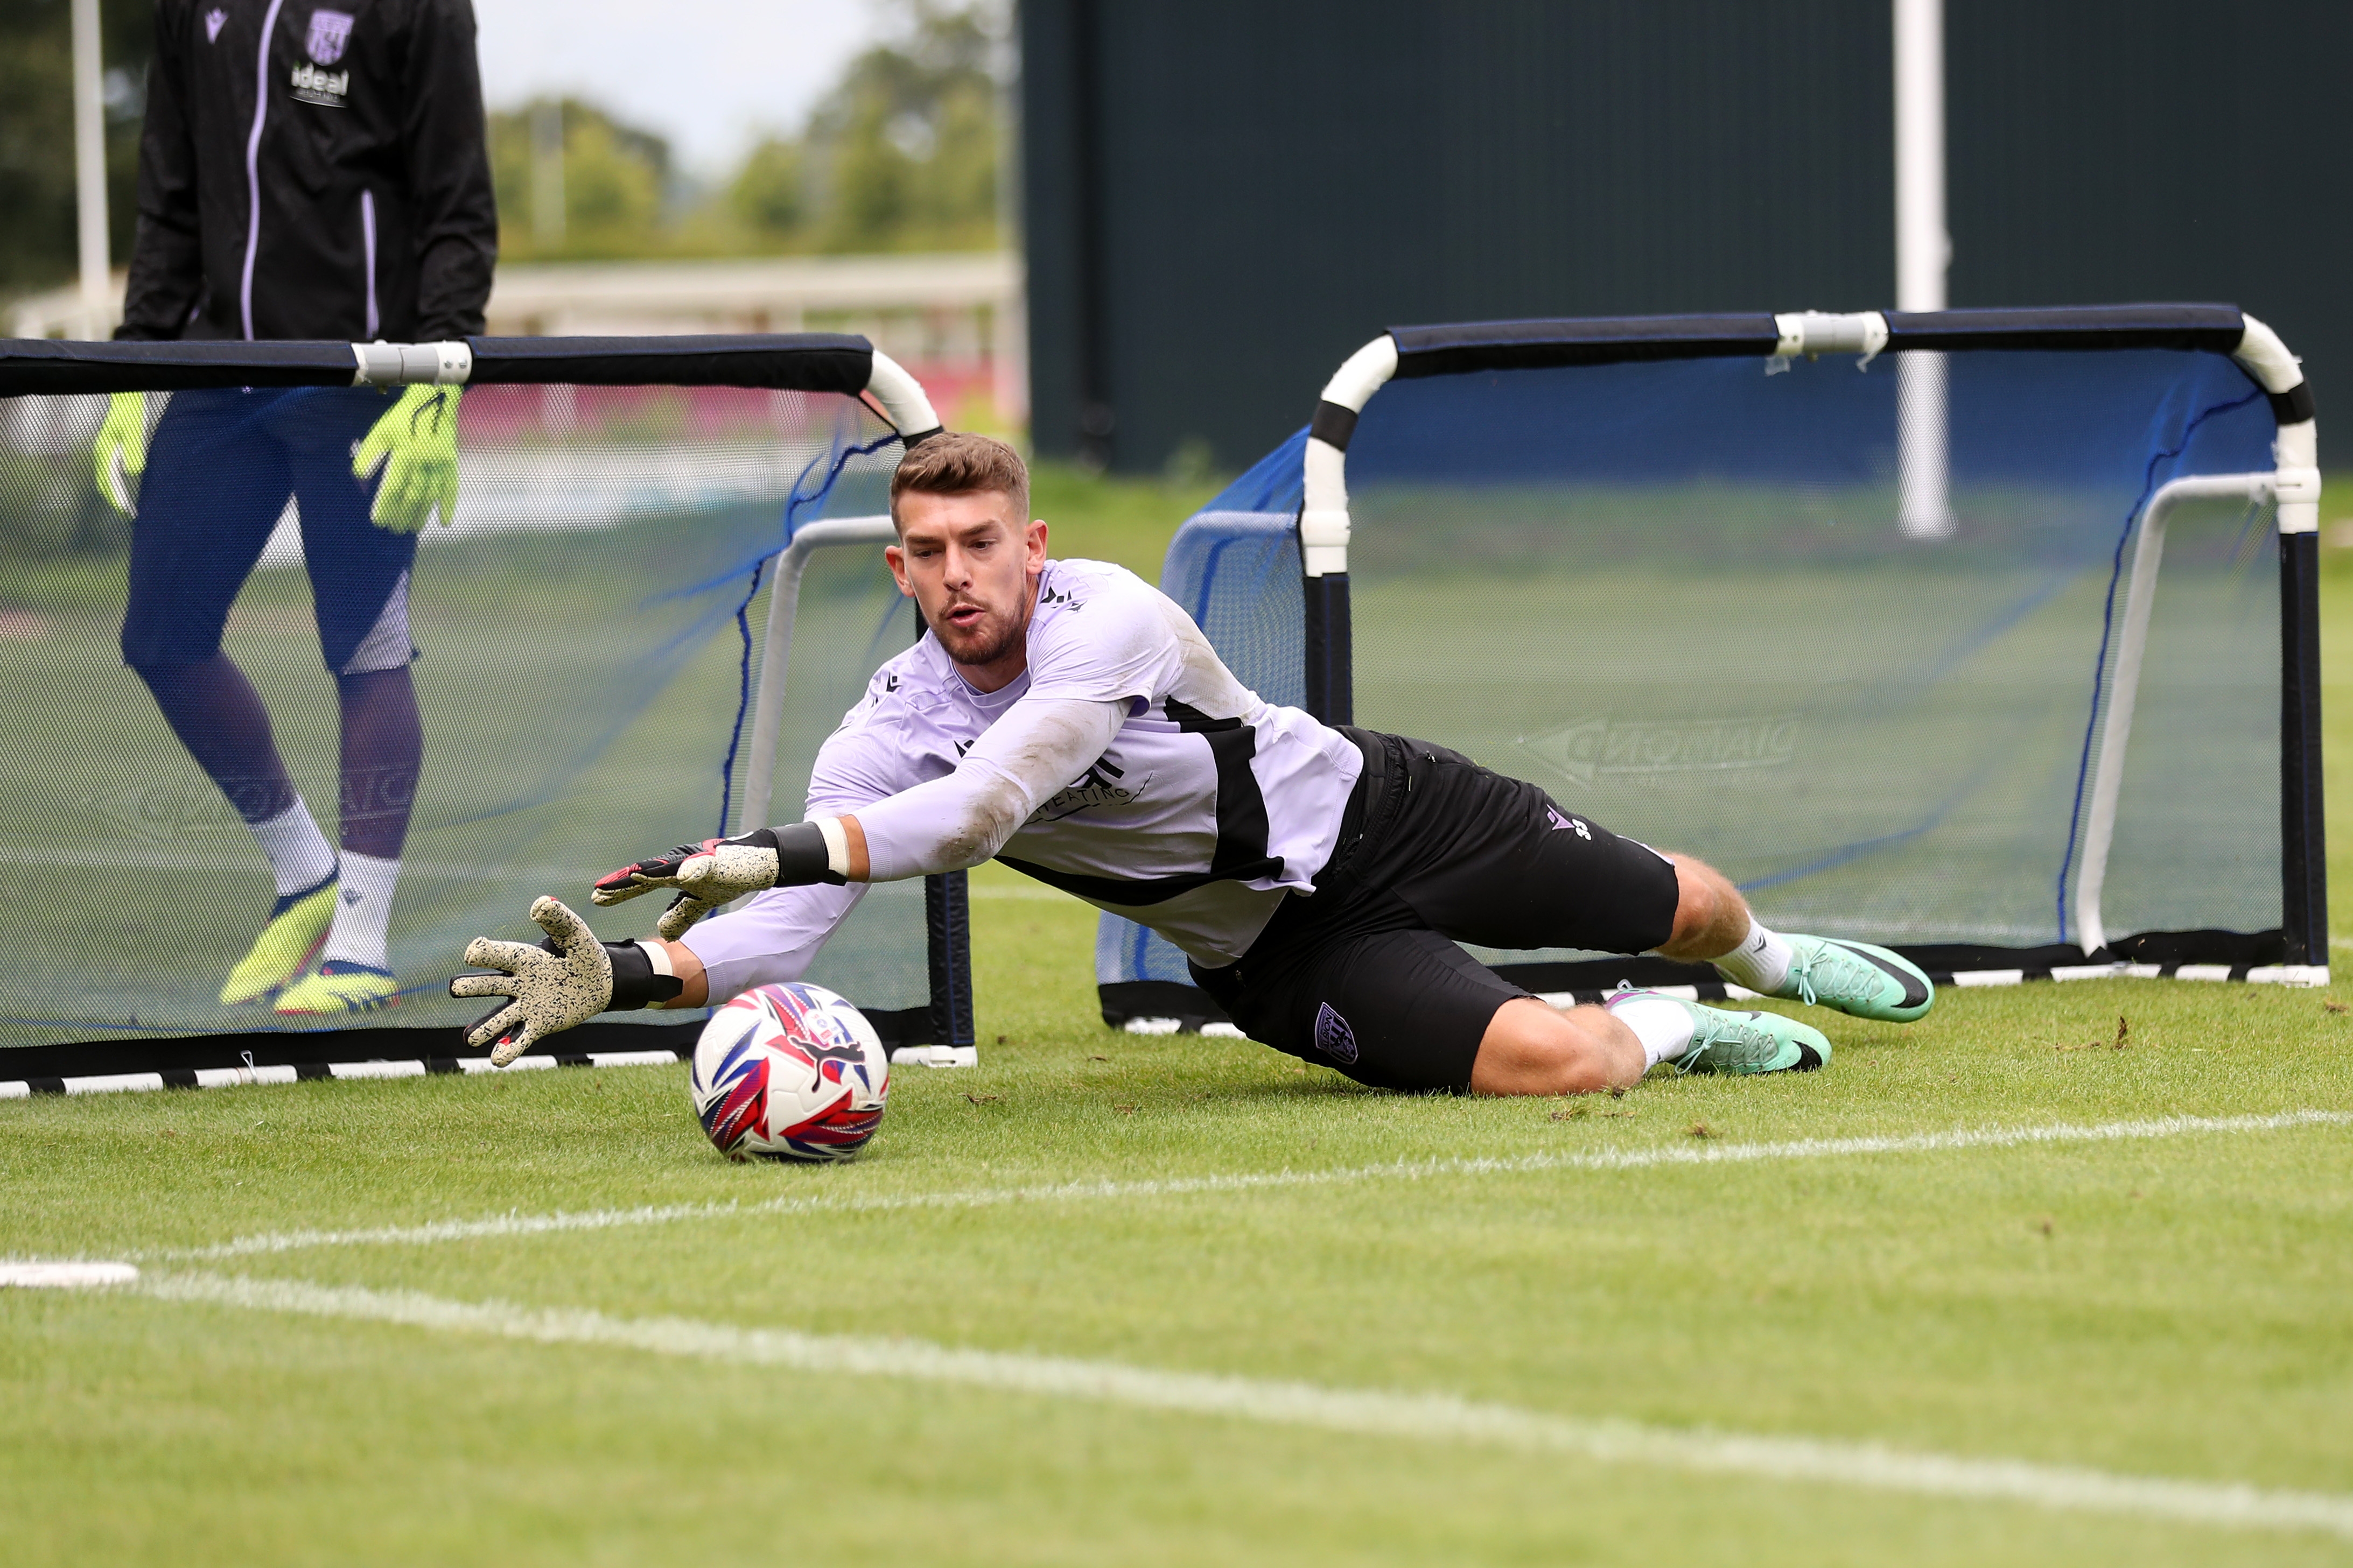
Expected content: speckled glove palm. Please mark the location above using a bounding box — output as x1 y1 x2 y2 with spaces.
352 384 461 533
592 824 840 940
92 391 147 516
449 897 613 1066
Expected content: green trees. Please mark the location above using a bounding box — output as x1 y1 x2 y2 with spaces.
729 138 810 245
789 1 1002 253
491 1 1006 262
487 99 682 263
0 0 1006 297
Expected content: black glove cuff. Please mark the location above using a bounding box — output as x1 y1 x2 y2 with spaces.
741 822 845 887
529 936 680 1011
605 939 684 1010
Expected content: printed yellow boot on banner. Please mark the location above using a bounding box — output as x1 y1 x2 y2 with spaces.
275 960 400 1016
219 876 339 1005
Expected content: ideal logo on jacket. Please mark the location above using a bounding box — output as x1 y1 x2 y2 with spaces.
291 61 351 106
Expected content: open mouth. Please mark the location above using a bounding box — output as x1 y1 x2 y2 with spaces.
943 602 988 631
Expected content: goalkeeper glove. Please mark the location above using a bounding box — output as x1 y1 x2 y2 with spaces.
92 391 146 516
448 896 684 1065
591 822 842 940
352 384 461 533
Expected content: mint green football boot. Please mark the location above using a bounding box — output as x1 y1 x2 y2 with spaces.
1771 936 1935 1024
1630 992 1830 1075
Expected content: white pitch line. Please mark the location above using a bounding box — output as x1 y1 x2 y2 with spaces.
0 1261 138 1288
138 1270 2353 1541
145 1108 2351 1264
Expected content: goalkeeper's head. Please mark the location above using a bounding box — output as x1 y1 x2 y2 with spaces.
886 432 1044 682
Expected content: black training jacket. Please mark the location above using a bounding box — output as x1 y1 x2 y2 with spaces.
117 0 496 343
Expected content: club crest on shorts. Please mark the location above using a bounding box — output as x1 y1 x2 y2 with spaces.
306 9 353 64
1312 1002 1358 1064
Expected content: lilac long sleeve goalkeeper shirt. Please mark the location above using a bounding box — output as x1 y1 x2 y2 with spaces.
681 559 1363 1003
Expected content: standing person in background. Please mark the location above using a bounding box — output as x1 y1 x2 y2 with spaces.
92 0 496 1015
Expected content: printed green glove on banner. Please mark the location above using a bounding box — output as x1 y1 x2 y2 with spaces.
92 391 147 516
352 384 462 533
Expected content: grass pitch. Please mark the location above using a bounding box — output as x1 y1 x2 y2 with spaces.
1 476 2351 1564
4 934 2349 1566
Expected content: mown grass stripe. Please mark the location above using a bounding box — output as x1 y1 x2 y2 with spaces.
145 1108 2351 1263
140 1270 2353 1541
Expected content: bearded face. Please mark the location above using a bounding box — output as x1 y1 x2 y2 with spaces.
886 489 1048 690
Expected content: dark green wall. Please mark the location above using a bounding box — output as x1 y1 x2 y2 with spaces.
1023 1 2350 471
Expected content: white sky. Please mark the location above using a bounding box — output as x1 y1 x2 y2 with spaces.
473 0 883 178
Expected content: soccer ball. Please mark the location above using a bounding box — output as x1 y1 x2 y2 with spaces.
689 982 890 1162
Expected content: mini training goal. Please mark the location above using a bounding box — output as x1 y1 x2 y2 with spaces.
0 333 973 1094
1099 304 2325 1030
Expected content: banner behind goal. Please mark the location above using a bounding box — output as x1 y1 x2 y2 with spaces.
1098 305 2326 1029
0 334 972 1081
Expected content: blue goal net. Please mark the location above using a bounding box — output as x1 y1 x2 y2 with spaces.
0 334 970 1084
1099 305 2326 1027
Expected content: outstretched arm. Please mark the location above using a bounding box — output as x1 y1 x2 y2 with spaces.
846 697 1128 880
537 691 1121 1030
590 695 1129 927
448 880 863 1056
668 880 865 1005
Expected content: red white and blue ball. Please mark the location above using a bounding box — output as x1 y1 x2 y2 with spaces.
689 983 889 1162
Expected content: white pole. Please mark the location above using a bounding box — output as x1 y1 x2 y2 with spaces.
71 0 112 340
1894 0 1954 538
991 280 1028 430
530 101 566 249
991 19 1028 429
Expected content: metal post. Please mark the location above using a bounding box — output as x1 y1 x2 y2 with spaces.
991 12 1029 429
2071 474 2273 956
1301 571 1353 726
992 275 1030 430
1894 0 1954 538
734 515 900 836
71 0 111 339
2280 527 2329 968
926 871 976 1048
530 101 566 249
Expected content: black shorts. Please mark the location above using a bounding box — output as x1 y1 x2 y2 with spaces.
121 386 418 678
1189 730 1680 1093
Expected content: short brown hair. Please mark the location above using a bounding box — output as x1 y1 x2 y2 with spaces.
888 432 1030 530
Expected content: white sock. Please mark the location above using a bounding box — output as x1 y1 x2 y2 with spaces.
249 799 337 898
1605 992 1698 1069
1709 917 1793 994
319 850 400 969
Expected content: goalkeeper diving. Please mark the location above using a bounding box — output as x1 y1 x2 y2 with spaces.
454 434 1933 1094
